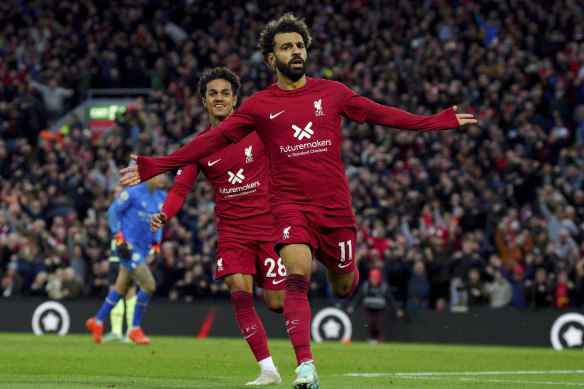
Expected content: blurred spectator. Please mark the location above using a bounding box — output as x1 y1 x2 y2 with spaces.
90 260 109 297
525 268 554 310
2 262 23 297
424 240 452 310
485 269 512 309
554 270 575 309
68 244 88 282
29 78 74 122
29 270 48 296
495 221 533 271
347 269 403 343
555 229 579 263
60 267 86 299
46 268 64 299
538 187 579 242
499 256 534 309
406 261 430 310
449 238 484 307
474 6 500 47
464 268 488 306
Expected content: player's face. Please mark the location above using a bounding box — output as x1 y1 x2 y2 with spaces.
270 32 307 82
202 78 237 121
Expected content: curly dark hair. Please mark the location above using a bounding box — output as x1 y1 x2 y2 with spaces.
258 13 312 63
197 67 241 98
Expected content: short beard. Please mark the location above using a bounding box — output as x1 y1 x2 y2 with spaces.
275 55 305 82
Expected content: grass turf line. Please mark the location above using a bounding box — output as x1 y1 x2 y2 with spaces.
0 333 583 388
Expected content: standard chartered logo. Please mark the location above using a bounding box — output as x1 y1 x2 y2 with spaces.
227 168 245 184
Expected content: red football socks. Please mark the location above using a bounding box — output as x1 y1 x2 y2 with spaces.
231 291 270 362
284 273 313 365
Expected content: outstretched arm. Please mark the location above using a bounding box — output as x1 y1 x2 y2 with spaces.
120 129 230 186
339 83 476 130
364 104 476 130
120 100 256 186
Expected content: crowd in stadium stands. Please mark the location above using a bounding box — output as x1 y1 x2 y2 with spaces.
2 0 584 311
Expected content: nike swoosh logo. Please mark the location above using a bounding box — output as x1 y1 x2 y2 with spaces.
338 262 352 269
272 279 285 285
270 110 285 119
208 159 221 166
243 331 257 339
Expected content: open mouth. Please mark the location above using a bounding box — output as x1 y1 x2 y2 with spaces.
214 104 225 110
291 58 304 68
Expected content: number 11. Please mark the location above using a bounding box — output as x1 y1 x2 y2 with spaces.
338 240 353 262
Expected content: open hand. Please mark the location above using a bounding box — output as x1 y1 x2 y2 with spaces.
119 155 141 186
453 105 477 126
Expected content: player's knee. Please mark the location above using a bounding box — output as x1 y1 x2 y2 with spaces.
141 280 156 295
330 275 357 299
328 269 358 298
331 282 351 298
225 274 254 293
265 292 284 313
266 300 283 313
115 284 129 296
225 277 244 292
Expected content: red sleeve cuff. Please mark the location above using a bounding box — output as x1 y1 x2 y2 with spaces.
137 156 157 182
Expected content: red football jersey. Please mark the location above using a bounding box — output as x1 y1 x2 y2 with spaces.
170 127 272 241
139 78 459 219
217 77 446 216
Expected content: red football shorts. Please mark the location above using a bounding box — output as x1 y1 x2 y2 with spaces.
215 239 286 290
272 209 357 274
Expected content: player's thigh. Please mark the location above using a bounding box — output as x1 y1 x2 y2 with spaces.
114 266 133 295
224 273 254 293
216 240 257 283
254 242 286 290
125 285 137 299
279 243 312 278
130 262 156 295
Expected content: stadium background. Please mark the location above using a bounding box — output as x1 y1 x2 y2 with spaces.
1 0 584 349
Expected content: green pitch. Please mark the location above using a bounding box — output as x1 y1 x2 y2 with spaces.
0 333 583 388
